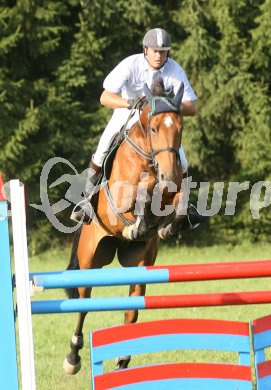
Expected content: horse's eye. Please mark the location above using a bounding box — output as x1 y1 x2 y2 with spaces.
151 127 157 133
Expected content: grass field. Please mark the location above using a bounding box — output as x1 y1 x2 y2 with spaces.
20 241 271 389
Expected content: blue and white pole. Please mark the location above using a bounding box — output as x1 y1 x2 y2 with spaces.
0 177 19 390
10 180 36 390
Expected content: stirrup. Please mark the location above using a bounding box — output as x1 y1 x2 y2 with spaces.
186 203 209 230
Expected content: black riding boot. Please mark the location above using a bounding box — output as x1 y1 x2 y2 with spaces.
70 161 102 224
177 173 210 231
158 203 209 240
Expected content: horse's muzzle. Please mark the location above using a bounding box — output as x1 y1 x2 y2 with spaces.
156 179 178 194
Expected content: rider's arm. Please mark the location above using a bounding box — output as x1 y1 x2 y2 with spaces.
181 100 197 116
100 90 130 109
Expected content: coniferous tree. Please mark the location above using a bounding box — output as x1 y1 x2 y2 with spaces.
171 0 271 242
1 0 270 248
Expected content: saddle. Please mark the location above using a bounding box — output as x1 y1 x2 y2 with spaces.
89 128 127 220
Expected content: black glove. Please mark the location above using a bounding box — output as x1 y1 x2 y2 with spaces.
127 99 136 109
127 97 147 110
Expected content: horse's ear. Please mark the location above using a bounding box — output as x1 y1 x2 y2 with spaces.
172 82 184 107
143 83 153 103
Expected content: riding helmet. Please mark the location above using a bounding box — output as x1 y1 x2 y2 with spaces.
143 28 171 51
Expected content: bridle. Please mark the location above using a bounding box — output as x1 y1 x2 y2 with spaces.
124 97 181 174
104 85 184 227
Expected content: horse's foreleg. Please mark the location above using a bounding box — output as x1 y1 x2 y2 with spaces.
63 287 91 375
122 198 157 241
158 191 184 239
116 283 146 370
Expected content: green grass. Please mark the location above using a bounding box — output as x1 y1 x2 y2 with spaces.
21 241 271 389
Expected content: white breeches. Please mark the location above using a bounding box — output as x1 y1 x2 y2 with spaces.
92 108 188 173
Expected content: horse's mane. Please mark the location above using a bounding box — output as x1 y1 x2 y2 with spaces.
151 76 165 97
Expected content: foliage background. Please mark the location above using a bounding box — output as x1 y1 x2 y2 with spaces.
1 0 270 252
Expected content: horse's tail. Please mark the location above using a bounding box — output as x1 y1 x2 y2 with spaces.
65 226 82 299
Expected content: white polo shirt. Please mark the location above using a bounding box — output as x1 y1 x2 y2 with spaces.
103 53 197 101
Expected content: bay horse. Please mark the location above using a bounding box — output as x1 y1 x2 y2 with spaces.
63 78 184 375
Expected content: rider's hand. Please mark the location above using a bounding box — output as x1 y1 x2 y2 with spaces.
127 99 136 109
127 98 147 110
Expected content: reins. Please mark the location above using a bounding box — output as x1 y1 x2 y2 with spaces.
124 97 180 171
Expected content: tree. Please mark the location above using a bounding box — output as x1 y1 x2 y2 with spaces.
171 0 271 243
1 0 270 249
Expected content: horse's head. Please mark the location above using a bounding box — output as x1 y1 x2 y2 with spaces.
142 77 184 185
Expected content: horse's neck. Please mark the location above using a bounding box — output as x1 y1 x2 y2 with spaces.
128 121 150 156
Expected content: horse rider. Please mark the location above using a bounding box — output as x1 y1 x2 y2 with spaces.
71 28 208 231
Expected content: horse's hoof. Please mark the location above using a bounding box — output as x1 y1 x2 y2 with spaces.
115 356 131 370
158 229 166 240
158 224 175 240
122 224 137 240
63 357 81 375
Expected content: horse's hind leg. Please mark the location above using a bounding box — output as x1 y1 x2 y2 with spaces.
125 284 146 324
64 226 118 375
115 283 147 370
116 237 159 369
63 287 91 375
63 224 94 375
